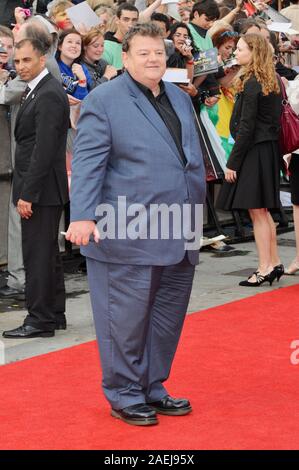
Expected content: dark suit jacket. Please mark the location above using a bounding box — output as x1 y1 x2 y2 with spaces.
13 73 70 206
227 76 282 172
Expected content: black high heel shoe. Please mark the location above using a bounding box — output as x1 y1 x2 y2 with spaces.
273 264 284 282
239 269 276 287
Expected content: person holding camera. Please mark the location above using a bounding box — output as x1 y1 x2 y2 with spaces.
166 22 199 98
0 26 14 267
167 22 194 79
0 26 14 73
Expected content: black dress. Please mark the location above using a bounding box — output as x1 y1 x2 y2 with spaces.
216 76 282 210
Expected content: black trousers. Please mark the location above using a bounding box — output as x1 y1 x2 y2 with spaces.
21 205 65 330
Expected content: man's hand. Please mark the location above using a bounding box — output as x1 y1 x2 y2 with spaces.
66 221 100 246
17 199 33 219
225 168 237 183
179 83 198 97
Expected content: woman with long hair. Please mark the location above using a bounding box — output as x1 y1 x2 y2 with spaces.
166 22 199 98
167 22 195 79
56 29 92 100
81 27 117 90
217 34 283 286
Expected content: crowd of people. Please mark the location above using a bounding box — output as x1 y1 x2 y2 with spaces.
1 0 299 425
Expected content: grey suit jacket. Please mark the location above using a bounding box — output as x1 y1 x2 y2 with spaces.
70 71 206 266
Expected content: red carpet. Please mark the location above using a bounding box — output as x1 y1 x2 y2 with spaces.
1 285 299 450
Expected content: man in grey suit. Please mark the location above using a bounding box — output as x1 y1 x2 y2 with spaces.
66 22 205 426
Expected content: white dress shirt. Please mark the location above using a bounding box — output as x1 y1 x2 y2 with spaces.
27 68 49 98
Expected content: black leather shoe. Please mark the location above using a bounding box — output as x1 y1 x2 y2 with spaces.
111 403 158 426
0 285 25 300
55 316 67 330
55 321 67 330
2 324 55 339
149 395 192 416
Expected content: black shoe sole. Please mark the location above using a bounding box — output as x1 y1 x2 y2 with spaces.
111 409 158 426
0 294 25 301
3 331 55 339
150 406 192 416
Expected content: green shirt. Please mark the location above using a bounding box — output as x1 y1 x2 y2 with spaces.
102 40 123 70
188 23 213 52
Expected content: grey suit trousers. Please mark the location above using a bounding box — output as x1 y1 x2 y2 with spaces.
86 254 195 410
6 189 25 290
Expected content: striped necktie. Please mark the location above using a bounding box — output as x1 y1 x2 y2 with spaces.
20 85 31 106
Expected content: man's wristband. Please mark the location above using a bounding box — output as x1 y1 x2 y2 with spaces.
186 60 194 65
78 79 87 85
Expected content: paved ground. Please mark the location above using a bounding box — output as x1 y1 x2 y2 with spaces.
0 232 298 365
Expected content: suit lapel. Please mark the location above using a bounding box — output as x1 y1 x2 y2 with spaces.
15 73 52 128
123 72 185 165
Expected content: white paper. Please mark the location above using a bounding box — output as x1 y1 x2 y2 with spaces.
161 0 178 4
265 6 291 24
200 235 227 247
163 68 190 84
66 1 102 31
268 22 292 34
287 28 299 36
167 3 181 21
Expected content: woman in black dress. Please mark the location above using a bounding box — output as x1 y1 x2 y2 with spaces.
217 34 283 286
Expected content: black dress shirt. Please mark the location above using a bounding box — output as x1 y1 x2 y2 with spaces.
130 74 187 166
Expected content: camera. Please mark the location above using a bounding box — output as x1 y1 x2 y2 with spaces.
20 8 32 17
8 69 17 80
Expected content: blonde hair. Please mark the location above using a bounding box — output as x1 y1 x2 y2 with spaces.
235 34 280 96
49 0 73 18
